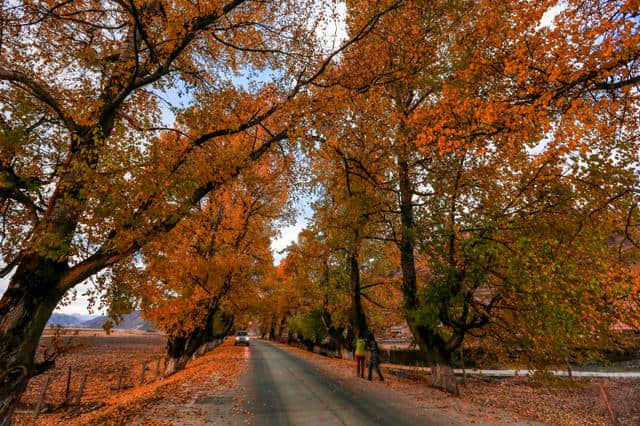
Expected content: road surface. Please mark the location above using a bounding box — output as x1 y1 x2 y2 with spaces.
194 339 534 425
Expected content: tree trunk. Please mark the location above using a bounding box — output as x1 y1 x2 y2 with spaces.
276 316 286 341
396 157 461 373
432 365 459 395
349 250 370 341
221 313 234 337
0 255 67 424
409 324 454 365
268 315 276 340
397 158 418 311
164 308 218 376
320 262 349 353
397 155 425 351
322 296 348 354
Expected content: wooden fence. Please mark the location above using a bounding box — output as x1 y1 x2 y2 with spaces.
19 337 225 418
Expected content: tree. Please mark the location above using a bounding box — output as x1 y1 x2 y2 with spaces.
138 150 291 374
301 0 640 373
402 0 640 366
0 0 403 419
278 229 355 352
102 319 114 336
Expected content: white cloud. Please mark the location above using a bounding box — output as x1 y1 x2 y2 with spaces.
271 223 306 263
313 1 348 54
538 1 567 30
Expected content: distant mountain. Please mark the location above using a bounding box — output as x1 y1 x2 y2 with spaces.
47 313 86 327
74 314 97 322
79 315 109 329
80 311 154 331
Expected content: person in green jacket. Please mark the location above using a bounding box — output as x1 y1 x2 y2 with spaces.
355 337 366 378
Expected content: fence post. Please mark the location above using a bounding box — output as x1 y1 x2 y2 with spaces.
116 366 124 392
34 376 51 418
459 346 466 386
75 373 88 405
140 360 148 385
64 366 72 403
599 383 618 426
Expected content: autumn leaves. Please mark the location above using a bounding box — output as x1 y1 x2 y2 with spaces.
0 0 400 420
255 0 640 370
0 0 639 421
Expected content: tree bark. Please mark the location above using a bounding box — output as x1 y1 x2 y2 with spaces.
0 131 109 423
0 255 67 424
349 250 370 341
396 156 458 371
268 315 276 340
409 324 454 365
432 364 459 395
320 260 349 352
164 308 224 376
322 294 349 353
397 158 418 311
276 316 286 341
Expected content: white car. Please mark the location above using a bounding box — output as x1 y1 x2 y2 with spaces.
234 330 250 346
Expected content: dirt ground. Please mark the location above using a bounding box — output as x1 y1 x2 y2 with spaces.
15 333 166 425
277 342 640 426
13 336 248 425
463 375 640 425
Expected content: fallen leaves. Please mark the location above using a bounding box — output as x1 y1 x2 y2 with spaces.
14 336 248 425
274 341 640 425
71 338 248 425
15 332 165 425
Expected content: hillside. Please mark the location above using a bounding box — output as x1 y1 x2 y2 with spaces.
47 313 86 327
80 311 154 331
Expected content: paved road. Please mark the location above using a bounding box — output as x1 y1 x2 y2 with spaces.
204 339 460 426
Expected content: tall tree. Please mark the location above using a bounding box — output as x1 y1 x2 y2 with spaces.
0 0 402 419
313 0 640 368
136 152 290 373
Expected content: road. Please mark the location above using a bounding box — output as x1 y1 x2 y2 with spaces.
196 339 479 425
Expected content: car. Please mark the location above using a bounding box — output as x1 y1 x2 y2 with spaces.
234 330 250 346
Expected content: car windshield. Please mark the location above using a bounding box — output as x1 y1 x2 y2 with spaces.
236 331 248 336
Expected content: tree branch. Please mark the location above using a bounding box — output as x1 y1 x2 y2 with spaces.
0 69 80 133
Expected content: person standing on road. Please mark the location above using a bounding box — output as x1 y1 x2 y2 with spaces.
367 340 384 381
355 337 366 378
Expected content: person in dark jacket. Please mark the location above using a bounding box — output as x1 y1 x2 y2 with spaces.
367 340 384 381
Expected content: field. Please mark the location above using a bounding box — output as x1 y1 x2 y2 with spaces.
15 332 166 425
40 328 156 337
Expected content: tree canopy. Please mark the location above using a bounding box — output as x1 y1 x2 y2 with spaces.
1 0 640 420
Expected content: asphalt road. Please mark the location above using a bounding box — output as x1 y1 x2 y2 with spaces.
221 339 458 426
